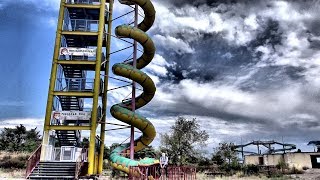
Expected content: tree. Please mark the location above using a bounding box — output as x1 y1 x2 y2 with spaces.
0 124 41 152
135 146 158 159
212 142 240 174
212 142 238 165
159 117 209 165
212 142 237 164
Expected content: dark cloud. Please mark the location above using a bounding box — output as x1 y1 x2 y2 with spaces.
158 0 256 8
0 1 56 27
161 33 254 83
144 0 320 149
249 19 283 49
158 19 303 91
146 97 269 125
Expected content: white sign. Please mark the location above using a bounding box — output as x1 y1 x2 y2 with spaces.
51 111 91 125
317 157 320 163
59 47 96 57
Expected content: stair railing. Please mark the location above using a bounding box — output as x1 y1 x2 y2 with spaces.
25 145 42 178
75 148 88 179
66 0 101 5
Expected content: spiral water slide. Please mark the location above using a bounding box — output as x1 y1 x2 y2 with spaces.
109 0 158 176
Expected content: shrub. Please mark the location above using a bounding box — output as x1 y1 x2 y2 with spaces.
0 155 28 169
103 160 109 170
243 164 259 176
290 167 304 174
2 155 11 161
276 157 288 170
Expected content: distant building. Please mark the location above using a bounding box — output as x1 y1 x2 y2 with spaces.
244 152 320 169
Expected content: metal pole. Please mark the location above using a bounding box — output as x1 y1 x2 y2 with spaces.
130 4 138 160
98 0 114 174
40 0 65 161
88 0 106 175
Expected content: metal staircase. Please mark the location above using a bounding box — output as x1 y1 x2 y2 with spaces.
58 64 86 111
56 130 81 146
28 162 76 180
55 65 86 149
59 96 83 111
26 0 111 177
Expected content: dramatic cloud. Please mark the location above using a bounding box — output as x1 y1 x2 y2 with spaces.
134 0 320 150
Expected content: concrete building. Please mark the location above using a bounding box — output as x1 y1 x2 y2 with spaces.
244 152 320 169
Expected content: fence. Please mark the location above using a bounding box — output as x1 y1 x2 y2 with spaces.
65 0 101 5
25 145 42 178
129 165 196 180
63 19 99 32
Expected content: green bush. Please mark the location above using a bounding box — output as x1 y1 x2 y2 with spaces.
243 164 259 175
0 125 41 152
218 162 241 175
302 166 309 170
290 167 304 174
0 155 28 169
2 155 11 161
103 160 109 170
276 157 288 170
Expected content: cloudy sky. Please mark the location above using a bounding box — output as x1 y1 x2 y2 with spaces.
1 0 320 153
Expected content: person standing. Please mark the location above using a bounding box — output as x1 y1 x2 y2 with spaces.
160 152 169 177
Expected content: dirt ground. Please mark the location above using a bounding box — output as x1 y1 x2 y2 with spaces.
287 168 320 180
0 169 25 179
1 168 319 179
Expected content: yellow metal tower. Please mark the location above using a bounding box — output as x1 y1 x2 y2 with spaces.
25 0 113 178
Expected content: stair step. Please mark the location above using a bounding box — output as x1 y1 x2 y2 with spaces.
57 131 77 133
37 164 76 166
28 175 74 179
31 172 74 176
38 162 76 164
28 161 76 179
61 108 81 110
61 99 79 104
57 134 77 136
38 163 76 166
35 166 75 169
60 99 79 101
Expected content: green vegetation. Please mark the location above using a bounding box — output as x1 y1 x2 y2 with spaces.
159 117 209 165
0 119 309 179
0 124 41 152
0 125 40 171
0 154 29 169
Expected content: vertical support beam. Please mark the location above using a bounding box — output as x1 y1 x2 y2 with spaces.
40 0 65 161
88 0 106 175
130 4 139 160
98 0 114 174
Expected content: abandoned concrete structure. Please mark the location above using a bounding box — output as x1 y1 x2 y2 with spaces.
244 152 320 169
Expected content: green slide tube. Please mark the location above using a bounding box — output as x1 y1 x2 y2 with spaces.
109 0 158 178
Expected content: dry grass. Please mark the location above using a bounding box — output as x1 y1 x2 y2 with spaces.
0 151 30 179
196 173 291 180
0 168 25 179
0 151 30 159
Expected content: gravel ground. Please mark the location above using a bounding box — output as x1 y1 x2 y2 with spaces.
287 169 320 180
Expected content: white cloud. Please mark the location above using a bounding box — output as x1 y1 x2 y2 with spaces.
153 35 195 54
149 78 306 128
0 118 44 132
20 0 60 10
48 18 57 28
145 54 169 77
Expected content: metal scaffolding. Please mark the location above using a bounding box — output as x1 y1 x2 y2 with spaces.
38 0 113 176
